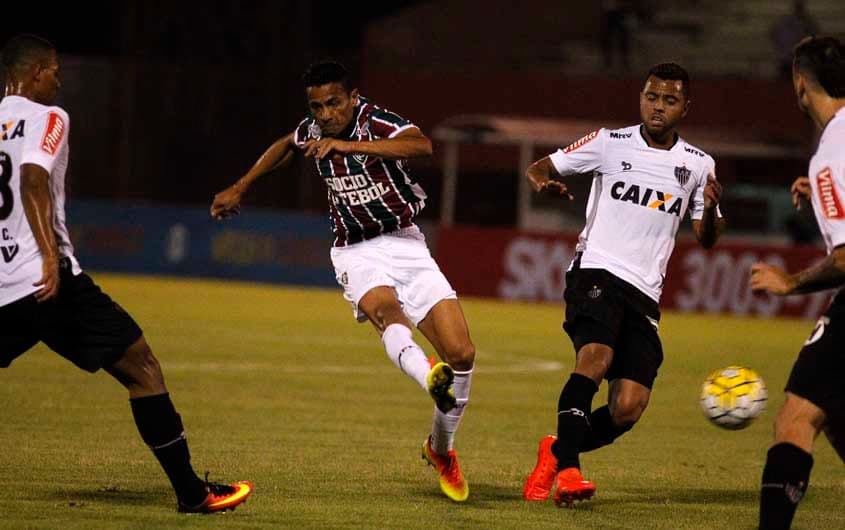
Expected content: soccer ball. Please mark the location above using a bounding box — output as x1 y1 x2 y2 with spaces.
700 365 767 430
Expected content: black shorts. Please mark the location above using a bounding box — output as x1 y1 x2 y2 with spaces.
562 266 663 389
0 258 142 373
786 293 845 427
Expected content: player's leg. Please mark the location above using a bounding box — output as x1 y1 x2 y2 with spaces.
759 392 824 530
358 286 434 392
44 268 251 513
760 305 843 529
417 298 475 450
581 378 649 452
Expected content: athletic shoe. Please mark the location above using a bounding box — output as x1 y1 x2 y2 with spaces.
178 476 254 514
523 435 558 501
553 467 595 507
427 361 456 413
422 436 469 502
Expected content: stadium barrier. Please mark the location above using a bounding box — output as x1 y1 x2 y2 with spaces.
68 201 830 319
68 200 337 287
436 225 830 320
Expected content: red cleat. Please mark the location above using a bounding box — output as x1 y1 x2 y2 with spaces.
523 435 558 501
553 467 595 507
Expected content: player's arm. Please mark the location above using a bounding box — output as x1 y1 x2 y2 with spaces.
525 130 604 201
302 127 432 161
751 246 845 295
691 175 725 249
525 156 574 199
20 163 60 302
211 132 296 220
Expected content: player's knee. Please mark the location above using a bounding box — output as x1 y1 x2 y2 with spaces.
445 340 475 371
372 303 406 330
115 338 167 394
575 344 613 380
610 395 646 426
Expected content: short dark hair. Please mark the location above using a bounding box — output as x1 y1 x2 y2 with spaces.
793 36 845 98
302 60 350 91
646 62 691 99
2 34 55 72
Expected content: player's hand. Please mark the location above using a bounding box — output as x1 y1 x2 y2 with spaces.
703 174 722 209
791 176 811 210
303 138 352 160
750 262 795 296
542 180 575 200
210 185 243 220
33 256 60 303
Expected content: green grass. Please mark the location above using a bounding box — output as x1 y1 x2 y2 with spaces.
1 273 842 529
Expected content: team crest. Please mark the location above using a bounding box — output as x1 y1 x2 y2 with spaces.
674 165 691 186
308 122 322 140
356 121 370 137
352 153 368 165
588 285 602 299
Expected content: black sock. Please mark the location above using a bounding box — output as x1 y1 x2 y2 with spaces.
759 443 814 530
552 373 598 470
130 393 206 505
580 405 633 452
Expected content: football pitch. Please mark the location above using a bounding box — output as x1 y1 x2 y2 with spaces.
1 273 842 529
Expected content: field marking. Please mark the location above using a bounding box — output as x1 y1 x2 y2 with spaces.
161 327 563 374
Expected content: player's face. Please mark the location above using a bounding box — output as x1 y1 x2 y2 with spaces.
306 83 359 137
640 76 688 138
33 52 61 105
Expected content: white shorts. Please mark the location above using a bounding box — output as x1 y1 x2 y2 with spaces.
329 227 457 326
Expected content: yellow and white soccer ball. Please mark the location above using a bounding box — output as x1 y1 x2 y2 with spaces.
700 366 767 430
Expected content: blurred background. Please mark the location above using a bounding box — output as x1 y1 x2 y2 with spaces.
4 0 844 318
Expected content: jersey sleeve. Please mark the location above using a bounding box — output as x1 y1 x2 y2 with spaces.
548 129 605 176
814 161 845 248
368 108 417 139
292 117 314 148
21 107 69 173
689 156 723 220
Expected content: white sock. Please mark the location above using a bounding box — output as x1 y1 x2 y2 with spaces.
382 323 430 391
431 368 472 454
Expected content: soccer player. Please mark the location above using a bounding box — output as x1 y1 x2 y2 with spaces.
521 63 725 506
0 34 252 514
210 61 475 502
750 36 845 530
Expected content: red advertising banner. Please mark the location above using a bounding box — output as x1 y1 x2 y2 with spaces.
436 226 830 319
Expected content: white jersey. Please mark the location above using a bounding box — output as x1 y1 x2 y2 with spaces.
549 124 720 302
808 108 845 255
0 95 80 306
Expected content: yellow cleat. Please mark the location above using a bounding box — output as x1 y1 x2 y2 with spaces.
422 436 469 502
427 362 456 413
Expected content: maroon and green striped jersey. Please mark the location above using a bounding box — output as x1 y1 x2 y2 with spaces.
293 97 427 247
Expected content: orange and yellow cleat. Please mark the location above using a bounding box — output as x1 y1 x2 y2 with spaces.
523 435 558 501
553 467 595 507
422 436 469 502
178 479 254 514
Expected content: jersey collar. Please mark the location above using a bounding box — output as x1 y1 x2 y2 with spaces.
637 124 681 152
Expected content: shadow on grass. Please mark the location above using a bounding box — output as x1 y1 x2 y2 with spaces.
603 487 757 506
40 485 170 508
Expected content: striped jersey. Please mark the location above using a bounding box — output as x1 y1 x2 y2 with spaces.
807 107 845 254
549 124 721 303
0 95 80 307
293 97 427 247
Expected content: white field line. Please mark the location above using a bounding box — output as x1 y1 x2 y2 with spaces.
159 331 562 374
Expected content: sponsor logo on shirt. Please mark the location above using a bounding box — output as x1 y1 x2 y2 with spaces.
621 161 632 171
40 112 65 155
816 167 844 219
563 130 598 153
609 131 632 139
1 120 25 141
610 181 684 216
684 146 705 157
